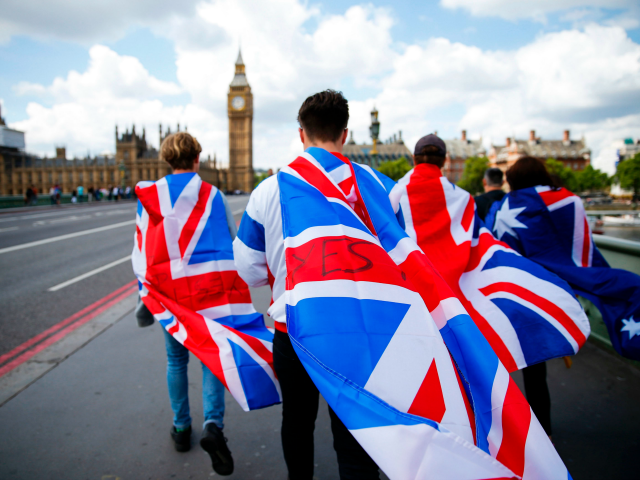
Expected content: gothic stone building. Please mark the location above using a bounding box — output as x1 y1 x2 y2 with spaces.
488 130 590 173
0 123 227 196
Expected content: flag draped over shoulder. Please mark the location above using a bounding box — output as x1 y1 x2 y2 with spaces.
132 173 281 411
393 164 590 372
486 186 640 360
278 148 571 480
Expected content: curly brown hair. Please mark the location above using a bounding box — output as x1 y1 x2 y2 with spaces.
160 132 202 170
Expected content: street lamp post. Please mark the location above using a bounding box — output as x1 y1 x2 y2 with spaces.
369 107 380 168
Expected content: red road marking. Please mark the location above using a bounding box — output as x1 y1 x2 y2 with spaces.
0 280 138 378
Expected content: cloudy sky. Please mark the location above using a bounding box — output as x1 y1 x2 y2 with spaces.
1 0 639 173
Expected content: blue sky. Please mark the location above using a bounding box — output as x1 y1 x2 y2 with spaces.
1 0 639 171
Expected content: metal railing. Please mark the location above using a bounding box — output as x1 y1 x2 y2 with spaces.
583 234 640 367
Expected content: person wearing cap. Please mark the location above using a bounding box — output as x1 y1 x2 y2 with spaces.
474 168 506 222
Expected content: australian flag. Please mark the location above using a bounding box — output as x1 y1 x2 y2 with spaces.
486 185 640 360
278 148 571 479
394 164 590 372
132 173 281 411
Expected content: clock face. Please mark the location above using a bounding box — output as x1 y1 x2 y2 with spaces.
232 96 245 110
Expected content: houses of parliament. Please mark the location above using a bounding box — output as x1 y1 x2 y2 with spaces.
0 51 254 196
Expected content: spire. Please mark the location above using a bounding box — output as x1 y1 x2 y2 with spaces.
233 48 247 79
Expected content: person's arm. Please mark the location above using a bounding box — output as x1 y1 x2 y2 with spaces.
232 185 269 287
219 191 237 240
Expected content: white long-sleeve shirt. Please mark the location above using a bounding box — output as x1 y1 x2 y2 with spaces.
233 175 289 330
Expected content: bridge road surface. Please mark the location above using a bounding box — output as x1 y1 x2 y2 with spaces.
0 196 249 359
0 201 639 479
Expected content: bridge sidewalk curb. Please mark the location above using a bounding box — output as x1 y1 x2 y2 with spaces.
0 293 136 407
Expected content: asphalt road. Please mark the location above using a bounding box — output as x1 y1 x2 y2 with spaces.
1 197 639 479
0 196 250 358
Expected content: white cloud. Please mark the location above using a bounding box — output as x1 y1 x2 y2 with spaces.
352 24 640 174
440 0 638 22
10 1 397 170
10 45 217 162
0 0 201 43
8 1 640 175
15 45 182 102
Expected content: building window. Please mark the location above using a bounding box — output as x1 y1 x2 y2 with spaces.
79 172 83 183
138 169 143 180
124 151 129 160
68 172 73 183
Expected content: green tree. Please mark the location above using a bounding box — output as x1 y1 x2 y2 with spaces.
577 165 611 192
616 152 640 200
545 158 579 192
376 157 412 182
457 156 489 195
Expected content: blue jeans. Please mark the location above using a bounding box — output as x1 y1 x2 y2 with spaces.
162 327 226 430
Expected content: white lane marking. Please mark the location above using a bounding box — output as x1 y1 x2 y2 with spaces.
33 215 93 226
0 205 136 223
48 255 132 292
0 220 136 255
0 227 18 233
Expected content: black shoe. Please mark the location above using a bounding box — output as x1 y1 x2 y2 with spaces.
170 425 191 452
200 423 234 476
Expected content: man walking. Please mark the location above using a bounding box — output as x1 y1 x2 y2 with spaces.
474 167 505 221
233 90 380 480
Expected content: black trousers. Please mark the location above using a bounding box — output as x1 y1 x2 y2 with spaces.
522 362 552 435
273 329 380 480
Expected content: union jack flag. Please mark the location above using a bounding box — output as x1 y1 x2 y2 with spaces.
279 148 571 479
486 185 640 361
393 166 590 372
132 173 281 411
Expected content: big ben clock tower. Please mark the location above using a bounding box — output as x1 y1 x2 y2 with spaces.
228 50 253 192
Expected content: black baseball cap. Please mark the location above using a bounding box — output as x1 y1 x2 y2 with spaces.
414 134 446 157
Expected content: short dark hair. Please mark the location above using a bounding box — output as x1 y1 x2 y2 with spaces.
414 145 446 168
160 132 202 170
298 90 349 143
484 168 504 187
506 157 554 191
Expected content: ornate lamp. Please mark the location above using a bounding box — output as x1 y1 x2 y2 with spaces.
369 107 380 167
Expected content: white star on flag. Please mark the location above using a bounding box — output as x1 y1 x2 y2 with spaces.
494 198 528 239
621 316 640 339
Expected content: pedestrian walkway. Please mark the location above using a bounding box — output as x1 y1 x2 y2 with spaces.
0 285 638 479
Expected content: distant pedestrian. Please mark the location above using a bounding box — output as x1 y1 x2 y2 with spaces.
78 185 84 202
107 185 113 201
25 186 34 206
113 186 120 201
49 186 56 205
125 185 131 199
474 167 505 221
31 185 38 205
71 189 77 204
88 186 94 202
55 185 61 205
